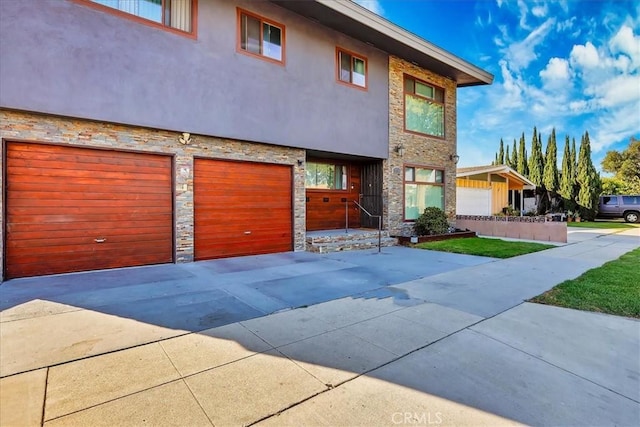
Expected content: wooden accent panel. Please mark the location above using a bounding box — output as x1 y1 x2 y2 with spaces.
194 159 292 260
456 178 491 189
5 142 173 279
492 182 508 214
306 163 361 231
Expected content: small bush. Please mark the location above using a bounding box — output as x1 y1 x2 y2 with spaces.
414 207 449 236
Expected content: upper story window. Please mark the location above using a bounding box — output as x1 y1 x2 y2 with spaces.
238 9 285 63
404 166 444 220
305 162 348 190
88 0 194 34
337 48 367 88
404 75 445 138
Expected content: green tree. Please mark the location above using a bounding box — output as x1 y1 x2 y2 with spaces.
559 135 575 209
505 144 510 168
601 137 640 192
528 127 546 213
528 127 544 187
576 131 601 219
498 139 505 164
517 133 529 177
543 129 560 211
510 139 518 169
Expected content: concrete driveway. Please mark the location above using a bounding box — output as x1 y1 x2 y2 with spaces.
1 228 639 426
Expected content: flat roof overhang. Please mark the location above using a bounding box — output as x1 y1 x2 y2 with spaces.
269 0 493 87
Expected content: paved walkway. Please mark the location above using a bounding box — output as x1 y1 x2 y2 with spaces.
1 228 639 426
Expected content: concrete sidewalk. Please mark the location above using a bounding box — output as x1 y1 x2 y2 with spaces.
1 228 639 426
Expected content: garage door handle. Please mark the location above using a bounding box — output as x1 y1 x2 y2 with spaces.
244 231 252 235
94 238 107 243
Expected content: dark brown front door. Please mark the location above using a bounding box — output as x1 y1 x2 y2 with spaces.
4 142 173 279
194 159 293 260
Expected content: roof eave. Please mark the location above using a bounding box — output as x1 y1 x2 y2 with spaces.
268 0 493 87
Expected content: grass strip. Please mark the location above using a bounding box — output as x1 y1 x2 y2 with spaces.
415 237 554 259
531 247 640 318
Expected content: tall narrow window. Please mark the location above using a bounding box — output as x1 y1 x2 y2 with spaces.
89 0 193 33
404 75 445 137
238 9 284 63
337 48 367 88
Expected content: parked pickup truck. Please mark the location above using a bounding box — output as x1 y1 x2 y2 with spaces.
597 195 640 223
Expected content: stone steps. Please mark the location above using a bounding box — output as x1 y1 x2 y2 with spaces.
306 230 398 253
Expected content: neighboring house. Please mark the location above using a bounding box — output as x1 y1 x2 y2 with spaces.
0 0 492 280
456 165 535 215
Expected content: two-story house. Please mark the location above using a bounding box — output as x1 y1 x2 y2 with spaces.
0 0 493 280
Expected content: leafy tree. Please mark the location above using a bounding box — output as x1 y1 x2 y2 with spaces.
601 176 640 194
543 129 560 211
601 137 640 191
510 139 518 169
576 131 601 219
498 139 505 165
505 145 510 168
559 135 575 209
517 133 529 177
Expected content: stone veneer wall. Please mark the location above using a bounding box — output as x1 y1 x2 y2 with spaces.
386 56 459 236
0 109 306 279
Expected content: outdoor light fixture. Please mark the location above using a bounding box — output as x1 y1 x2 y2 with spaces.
297 159 304 166
178 132 192 145
450 154 460 164
395 144 405 157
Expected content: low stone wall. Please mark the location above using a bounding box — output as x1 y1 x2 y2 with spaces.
456 215 567 243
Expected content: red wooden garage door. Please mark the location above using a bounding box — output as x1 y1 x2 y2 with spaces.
194 159 292 260
5 142 173 279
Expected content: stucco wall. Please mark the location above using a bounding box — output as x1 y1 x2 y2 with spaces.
0 109 307 281
0 0 389 158
385 56 458 236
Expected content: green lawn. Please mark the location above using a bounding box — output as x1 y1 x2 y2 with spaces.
531 248 640 318
568 221 639 229
415 237 554 258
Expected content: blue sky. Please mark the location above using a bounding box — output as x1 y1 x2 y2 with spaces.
354 0 640 170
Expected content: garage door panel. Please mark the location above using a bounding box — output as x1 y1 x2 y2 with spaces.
8 220 171 234
457 187 491 216
8 157 170 177
5 142 174 279
6 251 171 279
194 159 292 260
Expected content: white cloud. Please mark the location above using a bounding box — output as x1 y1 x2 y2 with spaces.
540 57 571 88
594 74 640 108
504 18 556 70
531 4 548 18
352 0 384 16
609 25 640 70
570 42 600 68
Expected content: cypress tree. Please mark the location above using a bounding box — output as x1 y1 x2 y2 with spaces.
559 135 574 203
570 137 577 183
505 145 510 167
543 129 560 211
528 127 544 186
511 139 518 170
517 133 529 177
576 131 600 219
498 139 505 165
